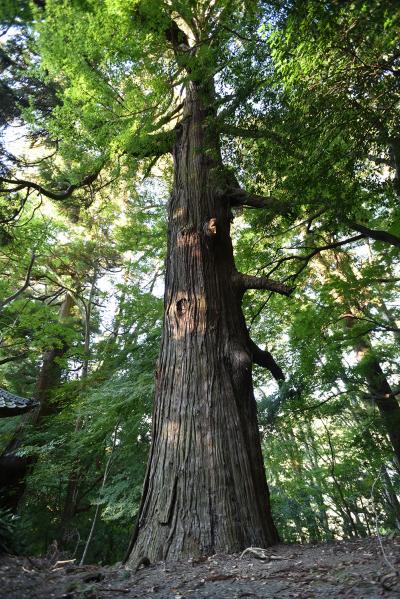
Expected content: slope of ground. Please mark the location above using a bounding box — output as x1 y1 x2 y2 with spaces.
1 536 399 598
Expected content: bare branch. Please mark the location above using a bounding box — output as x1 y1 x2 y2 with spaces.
151 102 184 132
349 222 400 248
234 271 293 296
265 234 366 279
0 252 36 310
250 340 285 381
367 154 393 167
0 353 29 366
226 186 289 214
337 313 400 334
0 170 100 201
125 130 174 159
292 391 348 414
220 25 253 42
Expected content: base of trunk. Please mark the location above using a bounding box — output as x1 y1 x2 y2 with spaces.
126 360 279 565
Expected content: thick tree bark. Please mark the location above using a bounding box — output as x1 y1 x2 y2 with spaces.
126 83 279 565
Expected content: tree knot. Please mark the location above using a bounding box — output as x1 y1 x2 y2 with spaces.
176 298 189 316
204 218 217 237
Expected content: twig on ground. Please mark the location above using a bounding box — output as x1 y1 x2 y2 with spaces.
240 547 269 560
97 588 130 593
52 559 76 569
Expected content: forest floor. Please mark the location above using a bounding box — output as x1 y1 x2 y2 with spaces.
1 536 399 599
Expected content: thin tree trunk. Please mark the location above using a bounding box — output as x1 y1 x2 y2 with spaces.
57 416 84 546
0 293 74 511
282 427 322 541
323 423 360 537
358 496 372 536
58 273 97 547
310 421 359 538
345 318 400 466
316 247 400 466
79 425 118 565
300 423 333 539
380 467 400 530
126 82 278 565
34 293 75 421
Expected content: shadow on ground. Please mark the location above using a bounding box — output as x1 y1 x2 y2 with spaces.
1 536 399 598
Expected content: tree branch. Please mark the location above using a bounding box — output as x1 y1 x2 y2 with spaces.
234 272 293 296
0 252 36 310
151 102 184 132
349 222 400 248
125 130 174 158
0 171 100 201
250 340 285 381
265 234 366 279
219 124 303 159
2 131 173 204
226 186 289 214
0 353 28 366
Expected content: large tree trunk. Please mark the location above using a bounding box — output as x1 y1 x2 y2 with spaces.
127 83 278 565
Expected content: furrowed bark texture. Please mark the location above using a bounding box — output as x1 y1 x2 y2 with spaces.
127 83 278 564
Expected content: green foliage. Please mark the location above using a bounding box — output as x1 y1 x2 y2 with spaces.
0 0 399 563
0 508 16 553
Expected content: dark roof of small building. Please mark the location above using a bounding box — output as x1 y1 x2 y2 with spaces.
0 388 38 417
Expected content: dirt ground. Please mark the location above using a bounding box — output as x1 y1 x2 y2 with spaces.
1 536 399 599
